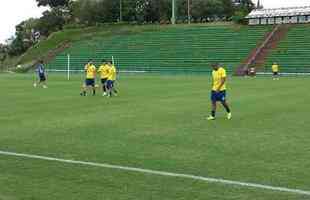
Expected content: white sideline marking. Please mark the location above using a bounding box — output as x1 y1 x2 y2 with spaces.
0 150 309 196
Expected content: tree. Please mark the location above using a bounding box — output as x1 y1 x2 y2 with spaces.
37 9 66 35
8 36 29 56
122 0 139 22
191 0 222 22
231 10 247 24
72 0 119 24
232 0 254 24
0 44 8 62
159 0 171 22
238 0 255 13
221 0 234 19
7 18 41 56
72 0 98 25
36 0 70 8
134 0 161 23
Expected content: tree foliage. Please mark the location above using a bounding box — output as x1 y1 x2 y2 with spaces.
7 18 40 56
37 9 66 35
36 0 70 7
71 0 253 24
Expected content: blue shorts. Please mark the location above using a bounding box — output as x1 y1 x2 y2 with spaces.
85 79 95 87
107 80 114 89
39 75 46 82
211 90 226 102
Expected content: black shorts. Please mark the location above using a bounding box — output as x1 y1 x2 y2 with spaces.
85 79 95 87
273 72 278 76
39 75 46 82
101 78 108 84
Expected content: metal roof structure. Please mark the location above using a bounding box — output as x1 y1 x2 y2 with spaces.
246 6 310 19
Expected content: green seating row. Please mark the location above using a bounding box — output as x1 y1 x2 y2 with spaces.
266 24 310 72
48 25 270 73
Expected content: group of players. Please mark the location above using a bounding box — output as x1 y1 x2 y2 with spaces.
246 62 280 80
33 60 281 120
33 59 118 97
80 59 118 97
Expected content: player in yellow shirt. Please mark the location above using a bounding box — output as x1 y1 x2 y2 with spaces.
80 60 97 96
98 60 110 96
207 63 232 120
272 62 280 80
106 61 118 97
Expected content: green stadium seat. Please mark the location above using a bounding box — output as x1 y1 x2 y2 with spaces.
48 25 270 74
266 24 310 73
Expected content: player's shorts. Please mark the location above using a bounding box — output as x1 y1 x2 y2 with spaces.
211 90 226 102
39 74 46 82
107 80 114 89
85 79 95 87
273 72 278 76
101 78 108 85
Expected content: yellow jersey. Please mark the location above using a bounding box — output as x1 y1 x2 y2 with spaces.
107 65 117 81
85 64 96 79
272 64 279 72
98 64 110 79
212 67 227 91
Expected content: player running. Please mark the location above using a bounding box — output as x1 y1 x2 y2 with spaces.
106 61 118 97
272 62 280 80
34 60 48 89
207 63 232 120
98 60 110 96
80 60 97 96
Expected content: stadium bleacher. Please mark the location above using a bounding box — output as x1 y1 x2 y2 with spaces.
48 25 270 73
266 24 310 73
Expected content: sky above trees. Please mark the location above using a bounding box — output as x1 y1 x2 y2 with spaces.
256 0 310 8
0 0 46 43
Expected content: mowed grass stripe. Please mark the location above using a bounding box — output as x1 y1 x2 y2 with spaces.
1 150 310 196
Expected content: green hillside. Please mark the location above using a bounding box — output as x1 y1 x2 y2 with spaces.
4 25 164 71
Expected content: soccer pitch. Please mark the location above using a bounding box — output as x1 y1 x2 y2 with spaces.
0 73 310 200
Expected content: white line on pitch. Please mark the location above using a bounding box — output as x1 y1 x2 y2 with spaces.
0 150 309 196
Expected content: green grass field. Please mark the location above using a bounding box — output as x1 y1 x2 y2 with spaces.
1 73 310 200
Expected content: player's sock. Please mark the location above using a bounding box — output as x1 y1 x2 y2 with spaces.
211 111 216 117
225 107 231 113
222 104 231 113
93 89 96 96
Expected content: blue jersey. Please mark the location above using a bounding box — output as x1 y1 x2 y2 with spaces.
36 64 45 76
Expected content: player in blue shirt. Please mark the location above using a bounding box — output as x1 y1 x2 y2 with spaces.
34 60 48 88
